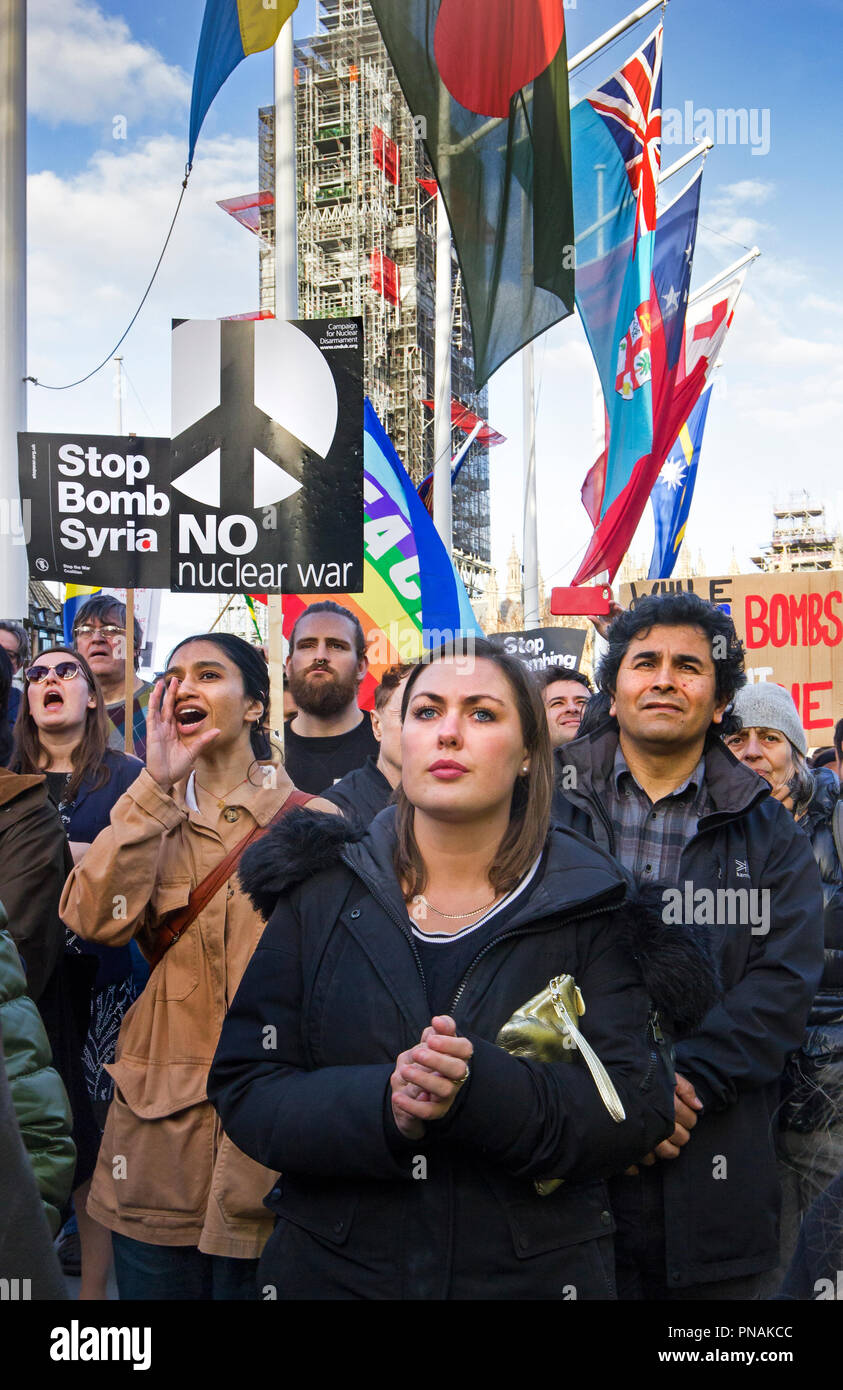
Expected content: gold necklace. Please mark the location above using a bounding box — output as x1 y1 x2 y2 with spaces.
194 773 250 811
417 892 498 920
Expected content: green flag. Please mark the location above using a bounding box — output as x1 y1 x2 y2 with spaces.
370 0 574 386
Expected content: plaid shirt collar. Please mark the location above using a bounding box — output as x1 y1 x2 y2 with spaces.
613 743 707 802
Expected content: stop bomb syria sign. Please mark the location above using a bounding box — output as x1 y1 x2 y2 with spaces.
18 433 171 587
169 317 363 594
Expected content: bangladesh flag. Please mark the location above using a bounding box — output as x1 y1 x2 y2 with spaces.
370 0 574 386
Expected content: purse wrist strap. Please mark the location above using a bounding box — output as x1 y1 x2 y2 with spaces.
147 788 313 968
550 978 626 1123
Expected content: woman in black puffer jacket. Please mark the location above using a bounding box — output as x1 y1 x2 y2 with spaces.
727 687 843 1271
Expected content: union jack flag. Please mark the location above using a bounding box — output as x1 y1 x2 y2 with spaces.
588 24 663 242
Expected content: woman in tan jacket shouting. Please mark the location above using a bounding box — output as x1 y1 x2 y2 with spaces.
60 632 335 1300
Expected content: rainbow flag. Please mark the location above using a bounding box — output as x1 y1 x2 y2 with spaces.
189 0 299 164
255 400 483 709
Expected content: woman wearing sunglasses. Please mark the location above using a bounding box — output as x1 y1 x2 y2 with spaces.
12 645 143 1298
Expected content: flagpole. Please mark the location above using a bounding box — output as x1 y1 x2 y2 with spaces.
567 0 666 75
433 183 453 555
659 140 713 185
688 248 760 306
0 0 28 621
270 17 298 758
522 343 539 626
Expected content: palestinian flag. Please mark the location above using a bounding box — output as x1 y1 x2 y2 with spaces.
370 0 574 386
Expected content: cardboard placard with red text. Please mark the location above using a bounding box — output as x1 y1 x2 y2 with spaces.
619 572 843 745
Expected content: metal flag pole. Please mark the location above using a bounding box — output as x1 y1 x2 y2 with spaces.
433 183 453 555
567 0 666 75
688 247 760 306
659 139 713 185
522 342 539 626
1 0 28 621
269 17 299 759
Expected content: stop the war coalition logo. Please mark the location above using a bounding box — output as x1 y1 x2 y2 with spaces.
18 433 171 587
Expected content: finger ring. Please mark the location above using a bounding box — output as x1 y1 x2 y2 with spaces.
456 1065 470 1086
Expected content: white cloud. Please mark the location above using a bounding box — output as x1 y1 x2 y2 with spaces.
26 132 259 433
805 292 843 316
28 0 189 126
712 179 775 206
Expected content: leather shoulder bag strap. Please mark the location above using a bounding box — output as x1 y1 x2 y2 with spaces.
147 788 314 969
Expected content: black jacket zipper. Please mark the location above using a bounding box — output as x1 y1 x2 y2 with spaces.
346 855 622 1021
448 901 621 1014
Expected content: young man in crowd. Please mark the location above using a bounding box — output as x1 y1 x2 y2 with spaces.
552 591 824 1299
72 595 152 758
0 620 29 725
322 663 415 824
283 600 378 794
536 666 592 748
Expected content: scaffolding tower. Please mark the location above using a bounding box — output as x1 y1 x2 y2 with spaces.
751 494 843 572
258 0 492 590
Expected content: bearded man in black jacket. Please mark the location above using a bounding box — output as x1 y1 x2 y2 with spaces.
552 592 824 1299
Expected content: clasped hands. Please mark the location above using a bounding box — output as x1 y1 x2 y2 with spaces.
390 1015 473 1140
625 1071 703 1175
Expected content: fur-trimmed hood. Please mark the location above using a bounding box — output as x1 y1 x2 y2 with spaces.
239 806 721 1037
239 807 368 918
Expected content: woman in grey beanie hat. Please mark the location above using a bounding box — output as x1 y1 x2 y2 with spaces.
724 682 843 1284
726 683 814 813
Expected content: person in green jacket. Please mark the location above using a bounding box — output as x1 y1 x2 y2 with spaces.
0 902 75 1237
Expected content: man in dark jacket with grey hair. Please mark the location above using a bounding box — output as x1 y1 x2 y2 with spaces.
553 592 824 1298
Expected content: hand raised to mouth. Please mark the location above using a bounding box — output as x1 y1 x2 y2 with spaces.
146 678 221 790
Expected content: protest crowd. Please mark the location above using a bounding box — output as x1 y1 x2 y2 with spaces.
0 589 840 1303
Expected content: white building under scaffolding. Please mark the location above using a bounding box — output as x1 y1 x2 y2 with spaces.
257 0 492 597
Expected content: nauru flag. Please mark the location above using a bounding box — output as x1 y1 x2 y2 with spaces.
189 0 299 164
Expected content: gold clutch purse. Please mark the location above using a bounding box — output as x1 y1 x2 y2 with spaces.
495 975 626 1196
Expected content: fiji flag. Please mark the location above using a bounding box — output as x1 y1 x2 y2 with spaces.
648 387 713 579
189 0 299 164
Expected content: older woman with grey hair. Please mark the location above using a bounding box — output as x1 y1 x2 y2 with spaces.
725 683 843 1275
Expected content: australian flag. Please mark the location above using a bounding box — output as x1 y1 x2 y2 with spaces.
648 386 713 578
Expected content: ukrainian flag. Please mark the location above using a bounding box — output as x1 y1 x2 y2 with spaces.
63 585 101 645
189 0 299 164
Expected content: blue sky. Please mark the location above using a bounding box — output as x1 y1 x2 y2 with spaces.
24 0 843 652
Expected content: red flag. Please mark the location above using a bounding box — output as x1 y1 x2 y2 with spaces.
370 250 400 306
372 126 400 184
